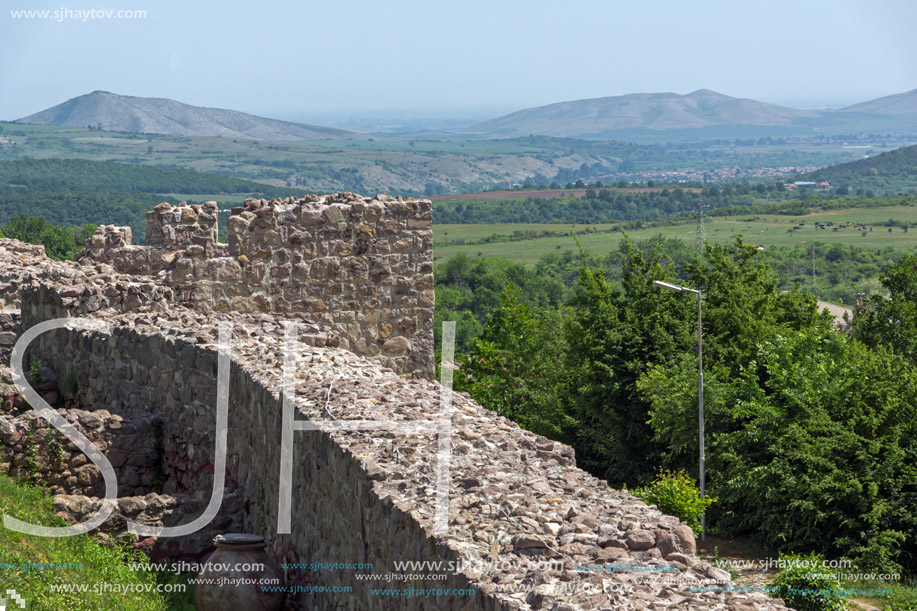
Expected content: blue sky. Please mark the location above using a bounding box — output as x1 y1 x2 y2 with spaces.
1 0 916 121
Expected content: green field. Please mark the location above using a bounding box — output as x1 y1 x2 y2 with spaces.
433 206 917 263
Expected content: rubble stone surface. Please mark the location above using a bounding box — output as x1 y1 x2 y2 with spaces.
0 194 791 610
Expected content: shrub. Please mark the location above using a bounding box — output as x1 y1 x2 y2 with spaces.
631 469 714 536
767 553 848 611
59 365 78 398
886 588 917 611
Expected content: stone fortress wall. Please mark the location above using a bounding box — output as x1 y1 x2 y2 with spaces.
78 193 434 379
0 192 790 610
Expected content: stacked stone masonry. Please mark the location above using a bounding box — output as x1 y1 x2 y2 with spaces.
0 204 790 610
145 200 218 251
78 193 434 379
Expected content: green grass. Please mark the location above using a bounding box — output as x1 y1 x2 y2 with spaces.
0 474 195 610
435 223 621 243
840 576 917 610
433 206 917 264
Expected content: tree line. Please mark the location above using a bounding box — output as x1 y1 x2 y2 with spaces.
436 239 917 577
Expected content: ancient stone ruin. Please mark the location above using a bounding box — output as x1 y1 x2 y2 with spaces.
0 194 789 610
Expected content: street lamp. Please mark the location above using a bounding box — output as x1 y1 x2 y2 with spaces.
653 280 706 543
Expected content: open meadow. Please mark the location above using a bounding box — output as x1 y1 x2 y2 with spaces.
433 205 917 263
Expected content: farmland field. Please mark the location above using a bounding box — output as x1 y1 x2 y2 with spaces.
431 187 703 200
433 205 917 263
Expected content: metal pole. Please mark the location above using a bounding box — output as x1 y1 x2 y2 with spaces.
698 290 705 543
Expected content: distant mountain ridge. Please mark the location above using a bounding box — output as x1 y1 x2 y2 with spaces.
464 88 917 139
14 87 917 144
841 88 917 115
15 91 357 141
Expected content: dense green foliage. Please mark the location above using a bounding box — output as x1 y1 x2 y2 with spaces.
708 193 917 218
799 144 917 196
0 158 300 196
1 214 96 259
767 553 849 611
0 186 164 240
630 470 714 536
439 238 917 578
854 254 917 362
887 593 917 611
435 187 916 227
0 474 192 610
0 158 300 240
434 253 568 353
434 188 765 224
453 289 572 440
435 236 902 356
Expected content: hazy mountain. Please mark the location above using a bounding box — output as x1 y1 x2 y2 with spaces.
840 89 917 115
15 91 356 141
464 90 823 139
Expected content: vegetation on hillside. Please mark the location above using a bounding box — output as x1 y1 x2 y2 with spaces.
1 214 97 259
440 237 917 581
0 121 877 195
0 158 302 196
799 144 917 196
0 158 301 241
0 474 192 610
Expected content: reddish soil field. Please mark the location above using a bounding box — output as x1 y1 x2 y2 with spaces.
431 187 703 200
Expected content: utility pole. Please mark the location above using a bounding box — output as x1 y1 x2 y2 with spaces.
695 199 705 255
811 243 816 295
653 280 705 542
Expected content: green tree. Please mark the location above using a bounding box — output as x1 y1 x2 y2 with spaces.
854 254 917 363
455 289 573 440
641 327 917 573
0 213 88 260
562 238 694 485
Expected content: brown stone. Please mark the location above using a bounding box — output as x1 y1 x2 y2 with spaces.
382 336 409 355
625 530 655 551
672 524 696 554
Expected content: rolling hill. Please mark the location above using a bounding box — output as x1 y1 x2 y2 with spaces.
797 144 917 195
15 91 356 141
464 88 917 140
840 88 917 115
463 89 823 139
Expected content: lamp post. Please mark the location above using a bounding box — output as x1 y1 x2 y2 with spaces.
653 280 705 543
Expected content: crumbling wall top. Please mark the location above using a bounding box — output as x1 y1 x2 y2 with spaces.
145 201 218 251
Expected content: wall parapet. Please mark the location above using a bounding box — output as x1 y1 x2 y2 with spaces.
15 300 789 610
75 193 434 378
0 216 791 609
145 200 218 251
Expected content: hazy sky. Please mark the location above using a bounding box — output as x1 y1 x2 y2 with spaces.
2 0 916 121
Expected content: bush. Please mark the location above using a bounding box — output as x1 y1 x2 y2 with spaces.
59 365 78 398
886 588 917 611
631 469 714 536
768 553 848 611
